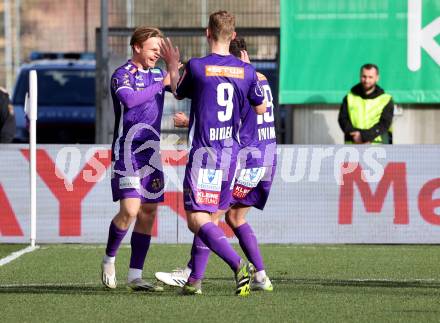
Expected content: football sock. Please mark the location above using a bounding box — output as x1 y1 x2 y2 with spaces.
187 234 211 281
197 222 241 272
233 222 265 272
129 231 151 270
103 255 115 264
127 268 143 282
105 221 128 258
255 270 267 282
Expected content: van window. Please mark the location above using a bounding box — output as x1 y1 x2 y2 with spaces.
13 69 95 106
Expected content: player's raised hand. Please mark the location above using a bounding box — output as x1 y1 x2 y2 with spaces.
160 37 180 93
160 37 180 67
173 112 189 128
240 50 251 64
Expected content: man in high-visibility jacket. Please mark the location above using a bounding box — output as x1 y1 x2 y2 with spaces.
338 64 394 144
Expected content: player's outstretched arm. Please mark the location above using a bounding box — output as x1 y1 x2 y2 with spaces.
173 112 189 128
115 81 164 109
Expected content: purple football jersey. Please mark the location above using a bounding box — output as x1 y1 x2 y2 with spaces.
176 53 264 169
237 72 277 168
110 60 166 165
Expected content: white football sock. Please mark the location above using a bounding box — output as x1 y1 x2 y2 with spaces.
103 255 115 264
127 268 143 283
255 270 267 282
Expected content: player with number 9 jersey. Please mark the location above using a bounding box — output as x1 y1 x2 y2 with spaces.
176 53 265 212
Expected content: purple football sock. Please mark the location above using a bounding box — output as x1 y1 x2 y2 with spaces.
105 221 128 257
129 231 151 270
234 223 264 271
187 234 211 281
197 222 241 272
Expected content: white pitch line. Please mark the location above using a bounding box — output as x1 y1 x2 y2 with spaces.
42 245 130 250
0 245 39 267
0 282 97 288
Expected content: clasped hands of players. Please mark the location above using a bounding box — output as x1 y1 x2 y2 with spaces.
173 112 189 128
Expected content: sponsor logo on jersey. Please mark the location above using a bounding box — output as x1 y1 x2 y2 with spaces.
232 184 252 199
195 169 222 205
135 82 145 87
235 167 266 188
135 75 143 80
205 65 244 79
119 176 140 189
151 68 162 74
151 178 163 190
154 77 163 82
196 190 220 205
197 169 222 191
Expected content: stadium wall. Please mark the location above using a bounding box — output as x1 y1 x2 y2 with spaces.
291 105 440 144
1 144 440 244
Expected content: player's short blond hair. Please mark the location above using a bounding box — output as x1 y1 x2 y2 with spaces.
130 26 163 49
208 11 235 42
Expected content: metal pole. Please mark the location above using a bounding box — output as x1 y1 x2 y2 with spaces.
200 0 207 56
28 70 38 247
4 0 13 92
14 0 20 77
96 0 109 144
126 0 133 27
126 0 133 57
84 0 88 52
101 0 108 59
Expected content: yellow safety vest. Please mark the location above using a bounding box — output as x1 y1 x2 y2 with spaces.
346 92 392 144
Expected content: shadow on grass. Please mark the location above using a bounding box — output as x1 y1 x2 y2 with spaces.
0 284 180 296
281 277 440 289
205 276 440 289
1 277 440 297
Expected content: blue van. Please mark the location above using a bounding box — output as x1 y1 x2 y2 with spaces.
12 53 96 143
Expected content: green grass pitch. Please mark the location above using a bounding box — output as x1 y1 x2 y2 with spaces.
0 244 439 322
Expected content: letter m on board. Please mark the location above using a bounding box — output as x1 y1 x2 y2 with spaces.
338 163 409 225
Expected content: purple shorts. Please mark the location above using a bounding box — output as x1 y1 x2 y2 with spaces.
230 165 276 210
111 158 164 204
183 163 237 213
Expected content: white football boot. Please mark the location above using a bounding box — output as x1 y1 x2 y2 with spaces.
155 267 191 287
101 261 117 289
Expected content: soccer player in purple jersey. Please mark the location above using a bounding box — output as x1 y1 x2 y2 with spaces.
156 37 276 292
167 11 266 296
101 26 180 291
